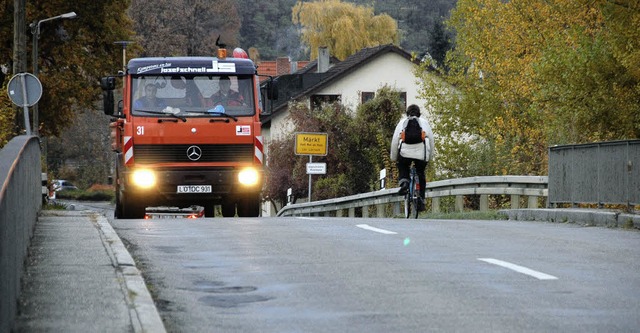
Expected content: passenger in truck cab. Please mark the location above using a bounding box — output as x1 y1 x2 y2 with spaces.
207 76 244 107
134 84 166 108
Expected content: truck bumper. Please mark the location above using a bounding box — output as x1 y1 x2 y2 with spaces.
120 167 262 203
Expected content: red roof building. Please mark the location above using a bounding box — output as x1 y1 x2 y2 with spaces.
257 57 309 81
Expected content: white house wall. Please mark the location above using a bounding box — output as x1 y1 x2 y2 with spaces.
315 52 426 115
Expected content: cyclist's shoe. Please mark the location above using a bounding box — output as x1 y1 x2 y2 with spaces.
398 178 409 194
417 199 426 212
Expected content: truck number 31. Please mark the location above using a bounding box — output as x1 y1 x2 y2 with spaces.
136 126 144 135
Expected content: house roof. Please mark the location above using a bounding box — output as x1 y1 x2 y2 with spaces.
257 59 310 82
261 44 417 124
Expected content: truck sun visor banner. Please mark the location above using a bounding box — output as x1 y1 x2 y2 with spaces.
128 57 256 75
136 61 235 74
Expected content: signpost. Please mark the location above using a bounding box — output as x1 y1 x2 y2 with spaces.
7 73 43 136
295 132 328 202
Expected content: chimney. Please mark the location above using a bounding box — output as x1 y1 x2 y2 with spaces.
276 57 290 76
317 47 329 73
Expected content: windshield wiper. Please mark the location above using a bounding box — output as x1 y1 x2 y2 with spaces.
207 111 238 122
135 109 187 122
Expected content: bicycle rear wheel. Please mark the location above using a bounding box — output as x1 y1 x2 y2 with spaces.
411 196 419 219
404 193 411 218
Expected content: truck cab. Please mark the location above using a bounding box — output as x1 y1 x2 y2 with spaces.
101 52 276 218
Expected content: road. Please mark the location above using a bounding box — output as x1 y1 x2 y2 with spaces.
86 202 640 332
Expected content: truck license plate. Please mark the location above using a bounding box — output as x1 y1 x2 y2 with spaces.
177 185 212 193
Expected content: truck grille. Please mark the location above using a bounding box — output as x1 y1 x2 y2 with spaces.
134 144 253 163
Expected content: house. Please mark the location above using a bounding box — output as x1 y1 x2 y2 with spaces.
261 44 426 142
258 44 430 216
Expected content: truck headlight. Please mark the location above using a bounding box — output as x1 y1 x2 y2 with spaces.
131 169 156 189
238 168 259 186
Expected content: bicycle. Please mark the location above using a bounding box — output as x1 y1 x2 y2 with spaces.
404 163 422 219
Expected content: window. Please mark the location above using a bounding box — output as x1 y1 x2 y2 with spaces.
361 92 375 104
310 94 341 110
398 92 407 110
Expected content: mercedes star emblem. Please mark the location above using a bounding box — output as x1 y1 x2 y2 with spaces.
187 145 202 161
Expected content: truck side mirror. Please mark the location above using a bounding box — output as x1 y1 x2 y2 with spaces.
101 77 115 116
101 76 116 90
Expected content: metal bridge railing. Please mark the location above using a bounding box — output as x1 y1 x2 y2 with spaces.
277 175 548 217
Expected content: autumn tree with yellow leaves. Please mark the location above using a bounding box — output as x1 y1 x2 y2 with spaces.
292 0 399 60
417 0 640 178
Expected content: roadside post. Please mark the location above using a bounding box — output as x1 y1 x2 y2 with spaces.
295 132 328 202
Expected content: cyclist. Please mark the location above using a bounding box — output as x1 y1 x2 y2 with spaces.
390 104 435 211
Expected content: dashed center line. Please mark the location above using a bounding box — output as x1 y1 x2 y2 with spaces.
356 224 397 235
478 258 558 280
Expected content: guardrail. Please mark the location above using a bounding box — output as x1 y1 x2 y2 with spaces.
0 135 42 333
277 175 548 217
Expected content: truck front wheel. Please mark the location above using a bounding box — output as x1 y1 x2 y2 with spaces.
221 199 235 217
204 203 215 217
121 199 146 219
237 194 260 217
114 184 123 219
117 189 146 219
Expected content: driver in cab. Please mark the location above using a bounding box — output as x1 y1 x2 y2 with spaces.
134 83 166 108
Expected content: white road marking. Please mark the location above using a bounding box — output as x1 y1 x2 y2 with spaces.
295 217 319 220
478 258 558 280
356 224 397 235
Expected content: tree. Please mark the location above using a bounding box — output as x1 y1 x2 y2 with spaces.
264 101 371 207
0 0 136 143
264 87 406 209
237 0 306 60
354 85 406 188
129 0 240 57
292 0 399 60
417 0 640 178
47 105 112 188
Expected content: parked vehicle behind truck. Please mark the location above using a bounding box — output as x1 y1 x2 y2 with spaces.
101 48 277 219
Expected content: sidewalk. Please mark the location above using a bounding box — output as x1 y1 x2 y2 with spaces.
12 209 165 333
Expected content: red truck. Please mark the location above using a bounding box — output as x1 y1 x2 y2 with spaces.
101 48 276 218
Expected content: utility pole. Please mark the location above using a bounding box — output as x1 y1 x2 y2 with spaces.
12 0 27 133
12 0 27 74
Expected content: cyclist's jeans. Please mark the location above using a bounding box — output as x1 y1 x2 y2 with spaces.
397 157 428 199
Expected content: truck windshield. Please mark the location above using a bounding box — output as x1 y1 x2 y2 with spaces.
131 74 255 117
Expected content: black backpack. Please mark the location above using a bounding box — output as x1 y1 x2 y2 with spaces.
401 117 425 144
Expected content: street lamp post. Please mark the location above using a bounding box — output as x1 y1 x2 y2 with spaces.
30 11 77 136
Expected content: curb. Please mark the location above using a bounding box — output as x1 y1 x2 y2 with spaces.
94 214 167 333
498 208 640 229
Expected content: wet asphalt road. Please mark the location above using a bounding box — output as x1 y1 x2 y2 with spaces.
101 208 640 333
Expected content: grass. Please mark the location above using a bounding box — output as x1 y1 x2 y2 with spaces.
43 201 68 210
53 188 115 202
422 210 509 220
